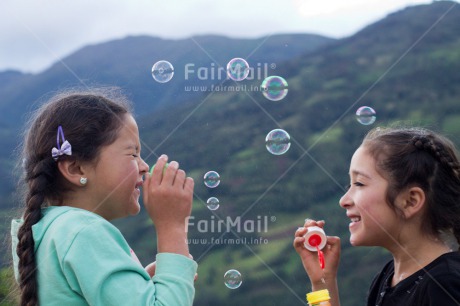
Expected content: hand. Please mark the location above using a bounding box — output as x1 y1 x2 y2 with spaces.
142 155 195 255
293 219 341 288
145 261 157 278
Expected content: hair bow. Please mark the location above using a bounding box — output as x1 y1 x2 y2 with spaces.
51 126 72 161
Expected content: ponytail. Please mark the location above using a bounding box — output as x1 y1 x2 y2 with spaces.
17 158 57 305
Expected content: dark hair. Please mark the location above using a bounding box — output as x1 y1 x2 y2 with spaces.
16 89 131 306
362 127 460 251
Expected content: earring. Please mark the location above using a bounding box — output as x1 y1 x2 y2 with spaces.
79 177 88 185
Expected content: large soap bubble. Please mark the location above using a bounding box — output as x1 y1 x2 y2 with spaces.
152 60 174 83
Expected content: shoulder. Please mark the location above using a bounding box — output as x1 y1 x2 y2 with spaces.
57 208 128 250
426 252 460 277
47 206 122 238
418 252 460 304
39 206 128 256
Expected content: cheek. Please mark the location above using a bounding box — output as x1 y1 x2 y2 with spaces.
120 161 139 177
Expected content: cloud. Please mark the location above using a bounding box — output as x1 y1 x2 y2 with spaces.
0 0 434 73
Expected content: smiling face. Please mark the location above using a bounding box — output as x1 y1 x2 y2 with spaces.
87 114 149 220
339 146 402 247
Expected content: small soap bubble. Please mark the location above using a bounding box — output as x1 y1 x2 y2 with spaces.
224 269 242 289
261 76 288 101
226 58 250 81
151 60 174 83
206 197 220 210
265 129 291 155
356 106 376 125
204 171 220 188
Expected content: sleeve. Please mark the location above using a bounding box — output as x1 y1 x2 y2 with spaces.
61 218 197 306
424 274 460 305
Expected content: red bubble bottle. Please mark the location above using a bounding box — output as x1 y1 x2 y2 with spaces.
303 226 326 269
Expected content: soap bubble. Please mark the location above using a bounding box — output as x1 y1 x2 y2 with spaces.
151 60 174 83
226 58 250 81
356 106 376 125
206 197 220 210
204 171 220 188
265 129 291 155
224 269 242 289
261 76 288 101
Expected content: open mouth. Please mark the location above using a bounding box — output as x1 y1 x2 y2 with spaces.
350 217 361 223
135 181 143 191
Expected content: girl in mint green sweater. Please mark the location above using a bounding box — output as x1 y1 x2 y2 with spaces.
12 89 197 306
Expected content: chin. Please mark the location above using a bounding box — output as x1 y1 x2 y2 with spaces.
128 202 141 216
349 236 363 246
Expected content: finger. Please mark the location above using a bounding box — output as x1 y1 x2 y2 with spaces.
303 218 318 227
303 219 326 228
174 169 186 188
151 155 168 185
325 236 341 250
184 177 194 193
295 226 308 237
194 273 198 282
293 236 306 250
163 161 179 185
323 236 341 258
142 172 151 204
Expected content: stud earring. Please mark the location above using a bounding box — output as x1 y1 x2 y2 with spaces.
79 177 88 185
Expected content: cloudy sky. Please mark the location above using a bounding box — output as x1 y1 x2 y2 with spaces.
1 0 444 73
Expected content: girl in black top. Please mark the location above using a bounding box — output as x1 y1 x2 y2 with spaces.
294 127 460 306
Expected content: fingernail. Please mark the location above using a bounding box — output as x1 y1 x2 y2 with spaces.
305 218 311 223
159 154 167 160
169 161 179 168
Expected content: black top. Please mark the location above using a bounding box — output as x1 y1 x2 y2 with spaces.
367 252 460 306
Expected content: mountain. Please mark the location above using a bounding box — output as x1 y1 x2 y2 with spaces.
0 34 333 128
0 33 333 208
1 1 460 306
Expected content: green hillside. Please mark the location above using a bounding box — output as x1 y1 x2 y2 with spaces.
1 1 460 306
128 1 460 305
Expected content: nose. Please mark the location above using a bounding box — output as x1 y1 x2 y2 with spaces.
139 157 149 175
339 189 353 209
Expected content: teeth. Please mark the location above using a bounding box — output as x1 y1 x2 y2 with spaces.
351 217 361 222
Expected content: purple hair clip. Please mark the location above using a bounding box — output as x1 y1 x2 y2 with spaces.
51 125 72 161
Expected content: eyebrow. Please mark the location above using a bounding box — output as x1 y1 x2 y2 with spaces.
350 170 371 179
124 144 140 152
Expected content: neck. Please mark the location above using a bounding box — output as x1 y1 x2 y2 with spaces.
59 188 107 219
389 234 451 286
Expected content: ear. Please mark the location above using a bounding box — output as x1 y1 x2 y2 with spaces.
57 159 89 187
396 186 426 219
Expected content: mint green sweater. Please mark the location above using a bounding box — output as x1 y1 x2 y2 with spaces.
11 206 197 306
